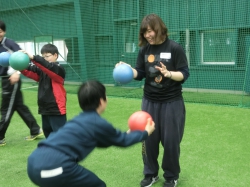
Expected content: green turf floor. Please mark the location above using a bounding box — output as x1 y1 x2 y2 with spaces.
0 89 249 187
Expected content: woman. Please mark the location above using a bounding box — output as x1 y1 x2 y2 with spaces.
116 13 189 187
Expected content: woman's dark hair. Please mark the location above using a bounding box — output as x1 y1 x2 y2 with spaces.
41 44 59 55
139 14 168 47
78 80 106 111
0 20 6 32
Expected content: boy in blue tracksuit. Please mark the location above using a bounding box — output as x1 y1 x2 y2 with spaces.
27 80 155 187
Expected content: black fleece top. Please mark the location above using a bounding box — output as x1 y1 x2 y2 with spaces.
135 38 189 102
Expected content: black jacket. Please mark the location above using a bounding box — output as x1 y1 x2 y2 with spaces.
21 55 66 115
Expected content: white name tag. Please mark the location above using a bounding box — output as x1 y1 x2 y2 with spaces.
41 167 63 178
160 53 171 59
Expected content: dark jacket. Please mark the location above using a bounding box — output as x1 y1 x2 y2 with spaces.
21 55 66 115
0 37 20 76
39 111 148 162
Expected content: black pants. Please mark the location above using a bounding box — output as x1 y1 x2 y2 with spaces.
142 98 186 181
42 115 67 138
0 77 40 140
28 146 106 187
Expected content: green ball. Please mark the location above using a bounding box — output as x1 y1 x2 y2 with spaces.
9 51 30 71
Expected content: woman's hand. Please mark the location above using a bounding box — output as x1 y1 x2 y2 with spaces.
155 62 172 78
115 61 131 68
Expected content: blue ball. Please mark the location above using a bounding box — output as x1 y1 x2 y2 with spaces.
0 52 11 67
113 64 133 84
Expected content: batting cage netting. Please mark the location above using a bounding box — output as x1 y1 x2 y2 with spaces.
1 0 250 108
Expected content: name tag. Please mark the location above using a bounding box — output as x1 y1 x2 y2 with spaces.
160 53 171 59
41 167 63 178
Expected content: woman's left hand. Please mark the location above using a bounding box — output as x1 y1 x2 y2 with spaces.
155 62 171 78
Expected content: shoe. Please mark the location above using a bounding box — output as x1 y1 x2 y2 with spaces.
163 180 177 187
25 129 44 141
140 176 159 187
0 139 6 146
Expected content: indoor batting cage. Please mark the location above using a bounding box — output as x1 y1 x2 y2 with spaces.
0 0 250 108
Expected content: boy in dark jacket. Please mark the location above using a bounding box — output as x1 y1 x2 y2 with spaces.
27 80 155 187
21 44 67 138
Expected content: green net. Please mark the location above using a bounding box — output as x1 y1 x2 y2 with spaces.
1 0 250 108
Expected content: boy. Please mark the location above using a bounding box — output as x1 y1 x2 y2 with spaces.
0 20 43 146
21 44 67 138
27 80 155 187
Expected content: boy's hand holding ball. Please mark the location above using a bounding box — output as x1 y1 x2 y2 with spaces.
145 118 155 136
128 111 155 135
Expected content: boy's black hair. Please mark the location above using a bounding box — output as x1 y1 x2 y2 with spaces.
41 43 59 55
78 80 106 111
0 20 6 31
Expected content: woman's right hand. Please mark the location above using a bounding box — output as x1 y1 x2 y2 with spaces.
115 61 137 79
115 61 131 68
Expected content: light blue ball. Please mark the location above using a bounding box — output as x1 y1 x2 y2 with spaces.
0 52 11 67
113 64 133 84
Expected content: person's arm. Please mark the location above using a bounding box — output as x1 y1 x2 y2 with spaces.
95 118 155 147
19 51 65 84
155 43 190 82
132 66 138 78
155 64 190 83
33 56 65 84
2 38 22 84
115 61 138 78
114 48 147 80
20 63 41 82
7 67 20 85
155 62 184 81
